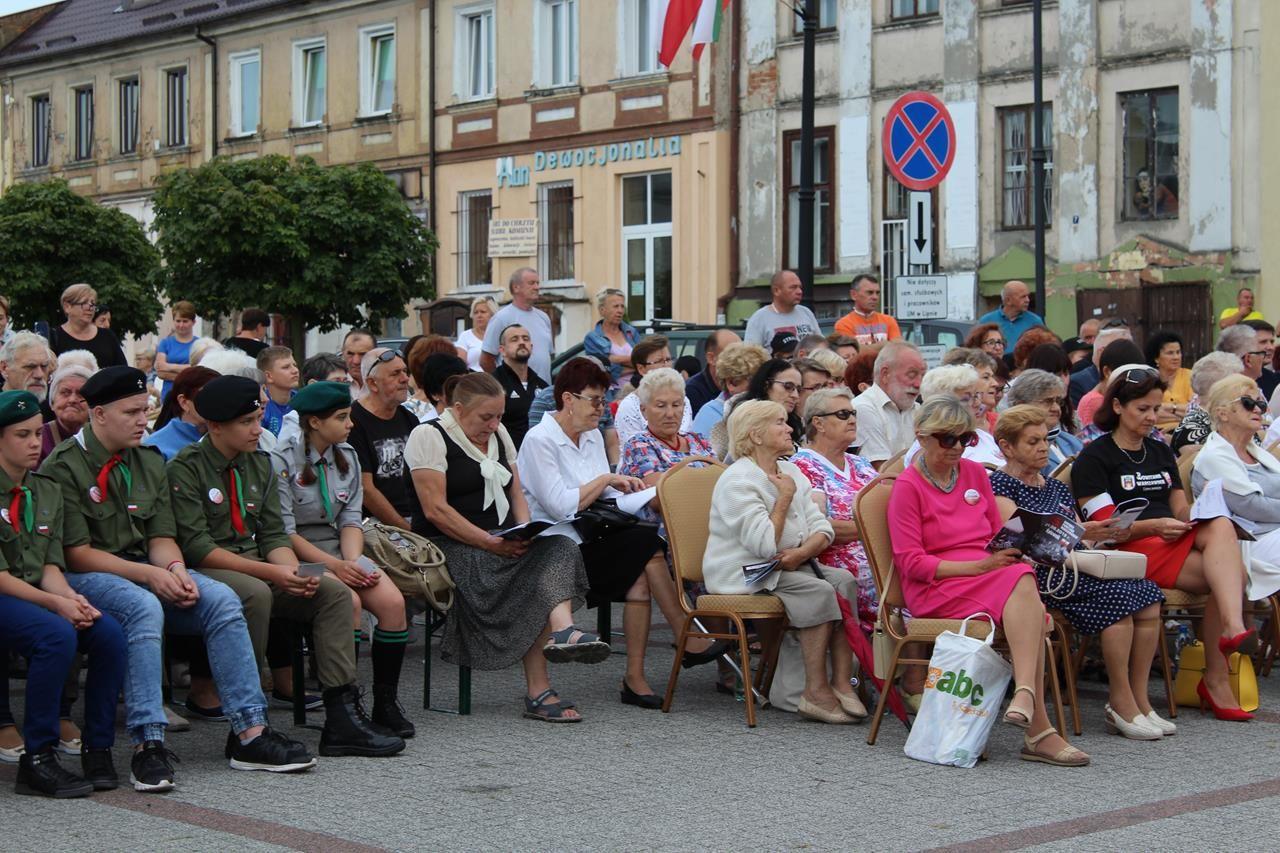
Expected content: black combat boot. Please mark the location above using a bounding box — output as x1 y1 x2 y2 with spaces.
318 685 405 758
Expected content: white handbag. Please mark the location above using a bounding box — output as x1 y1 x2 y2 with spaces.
1067 549 1147 580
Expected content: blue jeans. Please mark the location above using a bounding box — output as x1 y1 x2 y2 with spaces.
65 570 268 744
0 594 125 754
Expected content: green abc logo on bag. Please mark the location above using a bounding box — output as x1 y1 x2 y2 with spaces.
925 667 985 706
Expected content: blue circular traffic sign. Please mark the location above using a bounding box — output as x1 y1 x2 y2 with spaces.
883 91 956 191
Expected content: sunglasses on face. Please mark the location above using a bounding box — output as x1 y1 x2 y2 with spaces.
571 391 606 409
931 431 979 449
1239 396 1269 413
816 409 855 421
770 380 800 394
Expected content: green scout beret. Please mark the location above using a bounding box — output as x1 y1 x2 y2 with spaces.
0 390 42 427
290 381 352 416
81 366 149 408
195 375 262 423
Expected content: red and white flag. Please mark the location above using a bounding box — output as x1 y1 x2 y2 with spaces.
650 0 702 68
691 0 730 60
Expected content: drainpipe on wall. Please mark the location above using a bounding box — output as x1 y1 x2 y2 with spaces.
427 0 438 323
195 29 217 157
725 0 742 321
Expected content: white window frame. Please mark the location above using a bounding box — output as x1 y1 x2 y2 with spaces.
292 37 327 127
358 23 397 117
535 0 578 88
455 3 495 102
458 189 494 290
620 0 660 77
229 50 261 137
792 0 837 32
162 65 189 148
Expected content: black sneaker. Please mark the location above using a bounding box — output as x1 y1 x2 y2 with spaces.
15 749 93 798
225 728 317 773
81 748 118 791
129 741 178 793
183 697 228 722
270 690 323 711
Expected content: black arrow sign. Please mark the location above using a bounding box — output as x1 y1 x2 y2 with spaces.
914 197 928 253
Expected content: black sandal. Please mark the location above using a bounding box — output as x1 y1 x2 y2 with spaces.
543 626 611 664
523 689 581 723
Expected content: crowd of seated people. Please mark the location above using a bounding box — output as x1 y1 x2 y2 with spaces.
3 271 1276 803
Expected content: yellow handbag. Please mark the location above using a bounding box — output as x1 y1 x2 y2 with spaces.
1173 641 1259 712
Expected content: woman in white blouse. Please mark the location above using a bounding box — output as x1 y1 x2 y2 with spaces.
702 399 863 724
518 358 727 709
455 297 495 371
903 364 1005 468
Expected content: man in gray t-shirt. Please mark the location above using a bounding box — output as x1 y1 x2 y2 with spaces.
744 270 822 348
480 267 554 384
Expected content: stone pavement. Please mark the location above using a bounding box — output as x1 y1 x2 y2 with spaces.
4 614 1280 852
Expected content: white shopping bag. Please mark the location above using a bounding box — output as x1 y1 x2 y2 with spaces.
904 614 1012 769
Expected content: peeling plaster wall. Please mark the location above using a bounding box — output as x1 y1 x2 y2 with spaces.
740 0 779 284
942 0 979 273
1187 0 1232 251
836 0 872 268
1056 0 1100 263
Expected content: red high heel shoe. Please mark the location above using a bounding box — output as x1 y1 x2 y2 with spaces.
1219 629 1259 658
1196 679 1254 722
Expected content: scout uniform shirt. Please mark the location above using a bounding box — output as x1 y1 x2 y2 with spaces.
0 467 65 586
167 435 292 566
40 425 177 559
269 432 363 546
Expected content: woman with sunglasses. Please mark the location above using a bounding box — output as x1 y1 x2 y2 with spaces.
1072 365 1257 721
792 388 879 638
1191 374 1280 607
889 396 1089 766
710 359 803 460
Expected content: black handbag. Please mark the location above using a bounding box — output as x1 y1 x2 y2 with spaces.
573 498 659 542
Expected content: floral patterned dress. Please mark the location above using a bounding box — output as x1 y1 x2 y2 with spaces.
791 448 879 632
617 431 714 539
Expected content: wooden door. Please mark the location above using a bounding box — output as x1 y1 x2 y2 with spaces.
1142 283 1211 362
1076 288 1144 346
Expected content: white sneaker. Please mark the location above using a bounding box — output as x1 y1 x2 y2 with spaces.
1145 710 1177 736
1104 704 1162 740
0 742 23 763
55 737 82 755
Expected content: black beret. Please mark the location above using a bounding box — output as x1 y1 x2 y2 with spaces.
81 366 149 408
0 391 42 427
195 375 262 422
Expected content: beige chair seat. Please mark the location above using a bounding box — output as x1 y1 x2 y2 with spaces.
1161 588 1209 608
904 617 996 641
694 593 785 616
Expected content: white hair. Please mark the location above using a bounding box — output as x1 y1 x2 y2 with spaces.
807 348 847 379
635 367 686 405
1217 325 1257 358
1190 351 1245 397
873 340 920 380
50 362 94 398
920 364 979 400
55 349 99 373
0 330 48 364
199 349 258 377
189 338 224 365
595 288 625 312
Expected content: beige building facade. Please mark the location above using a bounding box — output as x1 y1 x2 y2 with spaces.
428 0 733 350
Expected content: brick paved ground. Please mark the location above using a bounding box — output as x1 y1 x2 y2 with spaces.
3 612 1278 851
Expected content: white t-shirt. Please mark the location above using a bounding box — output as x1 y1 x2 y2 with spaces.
482 303 554 385
456 328 484 371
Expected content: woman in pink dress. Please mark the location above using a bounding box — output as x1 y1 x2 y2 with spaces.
888 396 1089 767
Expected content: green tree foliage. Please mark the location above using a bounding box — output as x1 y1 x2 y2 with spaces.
0 180 162 338
151 155 436 335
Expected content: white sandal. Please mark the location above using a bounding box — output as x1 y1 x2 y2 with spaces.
1002 685 1035 729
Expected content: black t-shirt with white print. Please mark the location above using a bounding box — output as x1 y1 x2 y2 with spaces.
1071 433 1181 521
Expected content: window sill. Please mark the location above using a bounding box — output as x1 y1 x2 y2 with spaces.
156 145 192 157
524 84 581 102
108 153 142 165
980 0 1056 20
873 14 941 33
355 111 398 125
223 133 259 144
609 72 670 91
288 123 327 136
778 29 840 48
447 97 496 113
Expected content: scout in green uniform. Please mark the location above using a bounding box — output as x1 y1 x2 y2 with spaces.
42 367 316 793
168 375 404 757
0 391 127 798
271 381 413 738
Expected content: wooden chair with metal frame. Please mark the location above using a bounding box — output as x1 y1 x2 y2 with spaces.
855 475 1068 745
879 449 908 476
656 456 788 728
1049 455 1076 482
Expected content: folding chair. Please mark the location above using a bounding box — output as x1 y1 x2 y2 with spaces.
657 457 788 728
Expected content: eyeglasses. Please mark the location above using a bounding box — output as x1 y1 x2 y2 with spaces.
1247 351 1268 359
802 380 836 392
770 380 800 394
1239 396 1269 413
642 356 673 368
816 409 855 421
73 301 97 310
570 391 606 409
931 431 978 449
1038 396 1067 409
982 338 1006 349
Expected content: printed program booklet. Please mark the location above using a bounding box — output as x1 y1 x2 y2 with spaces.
988 508 1085 567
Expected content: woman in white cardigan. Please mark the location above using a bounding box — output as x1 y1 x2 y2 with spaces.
703 399 861 724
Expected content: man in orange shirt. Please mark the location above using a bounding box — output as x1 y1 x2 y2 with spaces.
834 274 901 347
